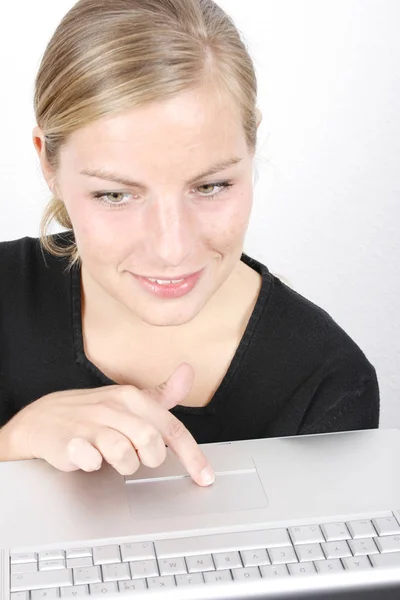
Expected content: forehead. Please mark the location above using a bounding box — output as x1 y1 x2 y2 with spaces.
62 86 248 175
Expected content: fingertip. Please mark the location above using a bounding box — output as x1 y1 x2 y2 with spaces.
197 465 215 487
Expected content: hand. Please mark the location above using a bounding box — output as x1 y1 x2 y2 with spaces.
1 363 215 486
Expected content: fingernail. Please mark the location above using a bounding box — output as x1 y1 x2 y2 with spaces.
200 465 215 486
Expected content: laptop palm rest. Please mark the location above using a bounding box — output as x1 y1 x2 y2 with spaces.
125 450 268 519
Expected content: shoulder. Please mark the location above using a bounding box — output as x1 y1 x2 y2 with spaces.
244 255 376 380
0 232 72 270
0 236 43 285
0 233 73 304
0 235 39 261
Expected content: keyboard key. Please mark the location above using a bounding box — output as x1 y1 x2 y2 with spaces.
90 582 118 595
349 538 379 556
66 557 93 569
375 535 400 553
260 564 289 577
60 586 89 597
373 517 400 536
11 563 38 575
130 559 159 578
295 543 324 562
269 546 298 565
314 559 343 573
289 525 324 545
204 570 232 584
11 569 73 592
31 589 59 600
232 567 261 580
288 562 316 576
321 522 351 542
241 549 270 567
118 579 147 593
347 520 376 539
11 593 30 600
370 552 400 568
65 549 92 559
176 573 204 586
120 542 155 562
73 566 102 585
155 528 291 558
342 556 372 570
93 545 121 565
186 554 215 573
39 560 66 571
159 557 187 576
39 551 65 562
147 575 176 589
101 562 131 582
213 551 242 570
321 541 352 559
11 553 37 565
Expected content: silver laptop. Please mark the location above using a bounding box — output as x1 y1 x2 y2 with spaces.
2 428 400 600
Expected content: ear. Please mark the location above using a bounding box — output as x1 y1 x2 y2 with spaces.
32 126 57 192
256 108 263 129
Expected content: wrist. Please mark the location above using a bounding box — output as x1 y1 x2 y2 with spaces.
0 415 32 461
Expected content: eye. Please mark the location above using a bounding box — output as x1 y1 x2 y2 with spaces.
196 181 233 198
90 191 133 208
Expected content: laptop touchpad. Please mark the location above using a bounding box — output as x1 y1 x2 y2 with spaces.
125 462 268 520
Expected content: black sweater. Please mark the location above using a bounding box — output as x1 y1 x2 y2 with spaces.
0 235 380 443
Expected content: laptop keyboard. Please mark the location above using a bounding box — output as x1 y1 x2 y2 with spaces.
9 510 400 598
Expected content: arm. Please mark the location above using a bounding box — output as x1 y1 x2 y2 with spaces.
0 386 23 461
298 361 380 436
0 420 26 461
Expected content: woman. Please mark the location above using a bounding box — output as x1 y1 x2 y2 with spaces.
0 0 379 485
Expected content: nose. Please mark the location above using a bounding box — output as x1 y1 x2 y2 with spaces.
149 197 194 268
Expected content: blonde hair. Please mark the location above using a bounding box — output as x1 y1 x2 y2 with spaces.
35 0 258 265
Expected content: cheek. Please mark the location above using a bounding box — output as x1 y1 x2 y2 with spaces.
66 197 135 264
204 191 252 252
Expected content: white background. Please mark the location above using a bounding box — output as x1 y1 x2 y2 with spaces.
0 1 399 426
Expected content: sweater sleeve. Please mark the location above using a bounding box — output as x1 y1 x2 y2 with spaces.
297 358 380 436
0 383 14 429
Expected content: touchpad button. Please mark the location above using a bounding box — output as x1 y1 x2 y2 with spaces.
126 470 268 520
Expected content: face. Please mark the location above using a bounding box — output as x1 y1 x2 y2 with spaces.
39 85 257 327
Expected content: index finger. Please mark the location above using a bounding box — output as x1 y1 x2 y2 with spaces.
161 413 215 487
120 387 215 486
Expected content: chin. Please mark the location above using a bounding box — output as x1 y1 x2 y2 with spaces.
136 299 207 328
141 310 201 328
143 316 193 328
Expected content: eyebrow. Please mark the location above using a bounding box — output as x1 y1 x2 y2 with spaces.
80 157 243 188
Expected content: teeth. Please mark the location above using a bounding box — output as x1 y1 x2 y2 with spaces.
147 278 185 285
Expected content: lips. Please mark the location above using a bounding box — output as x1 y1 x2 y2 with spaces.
130 269 204 299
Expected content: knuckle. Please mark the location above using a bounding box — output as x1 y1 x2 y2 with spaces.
139 440 167 469
107 437 134 463
94 403 118 422
155 381 168 393
135 424 159 448
165 417 187 442
118 385 138 403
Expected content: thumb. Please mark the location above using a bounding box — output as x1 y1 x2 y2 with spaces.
149 363 195 410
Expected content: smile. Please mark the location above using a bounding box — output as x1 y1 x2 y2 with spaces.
146 278 185 285
130 270 204 299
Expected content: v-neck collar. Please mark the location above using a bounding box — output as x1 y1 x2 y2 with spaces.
70 254 273 415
